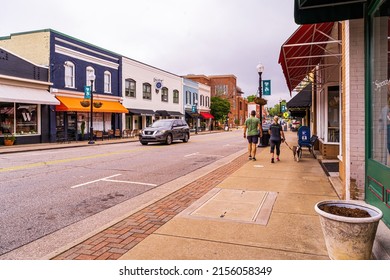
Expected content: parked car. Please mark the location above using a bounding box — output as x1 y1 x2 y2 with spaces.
139 119 190 145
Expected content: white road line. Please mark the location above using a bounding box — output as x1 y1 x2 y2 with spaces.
70 174 121 189
71 174 157 188
102 179 157 187
184 152 199 157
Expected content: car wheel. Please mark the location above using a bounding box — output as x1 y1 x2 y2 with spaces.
166 134 172 145
182 133 189 143
140 141 148 145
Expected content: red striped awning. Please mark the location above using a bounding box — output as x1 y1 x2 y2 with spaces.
199 112 214 119
278 22 340 93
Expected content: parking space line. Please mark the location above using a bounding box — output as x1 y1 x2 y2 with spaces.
102 179 157 187
71 174 121 189
70 174 157 189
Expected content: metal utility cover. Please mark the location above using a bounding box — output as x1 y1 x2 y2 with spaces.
183 188 277 225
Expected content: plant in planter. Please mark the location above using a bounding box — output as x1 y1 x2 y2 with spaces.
93 102 103 108
80 100 90 107
254 97 268 106
80 121 86 140
315 200 383 260
4 133 16 146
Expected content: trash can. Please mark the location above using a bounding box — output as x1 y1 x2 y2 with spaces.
258 124 270 147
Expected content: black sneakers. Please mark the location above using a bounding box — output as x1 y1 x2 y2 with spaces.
271 158 274 163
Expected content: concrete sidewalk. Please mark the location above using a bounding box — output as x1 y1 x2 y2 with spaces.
117 131 336 260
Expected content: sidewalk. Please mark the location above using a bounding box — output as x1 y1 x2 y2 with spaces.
51 131 335 260
3 130 388 260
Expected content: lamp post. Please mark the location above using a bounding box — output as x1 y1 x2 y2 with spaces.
88 74 96 144
194 100 198 134
257 63 265 147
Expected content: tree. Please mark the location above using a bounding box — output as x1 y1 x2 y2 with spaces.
210 97 231 125
246 94 257 102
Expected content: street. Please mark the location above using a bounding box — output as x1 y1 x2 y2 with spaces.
0 130 246 257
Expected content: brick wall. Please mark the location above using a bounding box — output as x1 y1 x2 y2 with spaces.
344 19 366 199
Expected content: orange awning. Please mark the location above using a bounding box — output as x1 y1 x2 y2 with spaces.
56 96 128 113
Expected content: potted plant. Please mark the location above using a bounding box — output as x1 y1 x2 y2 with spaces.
93 101 103 108
80 121 86 140
254 97 268 106
80 100 90 107
314 200 383 260
4 133 15 146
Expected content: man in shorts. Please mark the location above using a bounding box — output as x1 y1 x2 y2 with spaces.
243 110 262 161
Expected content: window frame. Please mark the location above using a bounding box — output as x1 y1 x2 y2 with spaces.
64 61 75 88
104 71 112 93
143 83 152 100
161 87 169 102
125 78 136 98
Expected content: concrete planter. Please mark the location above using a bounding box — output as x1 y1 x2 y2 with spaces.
315 200 383 260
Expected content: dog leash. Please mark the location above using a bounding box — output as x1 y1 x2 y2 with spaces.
283 139 294 151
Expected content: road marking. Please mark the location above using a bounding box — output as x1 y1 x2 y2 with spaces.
103 179 157 187
70 174 157 189
184 152 199 157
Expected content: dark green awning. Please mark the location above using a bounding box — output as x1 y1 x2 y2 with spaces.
294 0 366 24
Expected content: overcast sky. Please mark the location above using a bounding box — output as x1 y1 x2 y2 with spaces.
1 0 299 107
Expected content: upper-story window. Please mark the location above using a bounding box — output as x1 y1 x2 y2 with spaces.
206 96 210 107
143 83 152 100
86 66 95 91
125 79 136 98
193 93 198 105
104 71 112 93
200 95 205 106
161 87 168 102
173 90 179 104
64 61 75 88
186 91 191 104
215 84 228 96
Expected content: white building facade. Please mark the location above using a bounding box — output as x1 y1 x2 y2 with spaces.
121 57 183 133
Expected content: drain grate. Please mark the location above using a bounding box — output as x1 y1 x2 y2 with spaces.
181 188 277 225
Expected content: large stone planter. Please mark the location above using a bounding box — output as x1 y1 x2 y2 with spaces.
314 200 383 260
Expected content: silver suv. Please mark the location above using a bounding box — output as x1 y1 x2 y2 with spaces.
139 119 190 145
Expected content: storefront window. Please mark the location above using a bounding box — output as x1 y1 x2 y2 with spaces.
370 9 390 166
1 103 39 136
327 86 340 143
0 103 14 135
16 103 38 135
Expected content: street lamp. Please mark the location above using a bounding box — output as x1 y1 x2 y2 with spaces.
194 100 198 134
257 63 265 147
88 74 96 144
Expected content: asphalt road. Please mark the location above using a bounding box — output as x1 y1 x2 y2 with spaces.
0 130 246 257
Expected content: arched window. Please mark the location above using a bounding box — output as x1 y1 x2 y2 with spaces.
200 95 205 106
125 79 136 98
161 87 168 102
173 90 179 104
64 61 75 88
143 83 152 100
206 96 210 107
86 66 95 91
104 71 112 93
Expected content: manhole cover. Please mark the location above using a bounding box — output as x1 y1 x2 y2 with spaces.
181 188 277 225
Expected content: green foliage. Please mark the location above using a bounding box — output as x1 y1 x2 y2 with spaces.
4 133 15 141
246 95 257 102
210 97 231 123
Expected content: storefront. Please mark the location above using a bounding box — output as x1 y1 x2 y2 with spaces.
366 0 390 227
55 95 127 141
0 84 59 144
126 109 155 130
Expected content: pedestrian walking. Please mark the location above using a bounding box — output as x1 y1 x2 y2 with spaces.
269 115 285 163
243 110 262 161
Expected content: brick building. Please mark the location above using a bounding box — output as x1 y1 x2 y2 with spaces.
184 74 247 127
